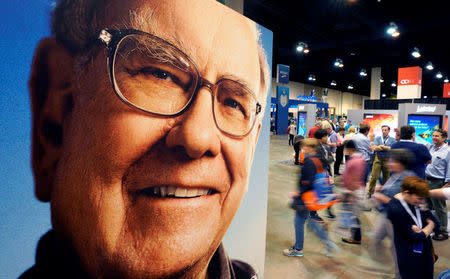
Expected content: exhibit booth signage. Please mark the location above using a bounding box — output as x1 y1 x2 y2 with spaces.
276 86 290 134
397 66 422 99
296 103 316 137
398 103 446 144
276 64 290 84
443 83 450 98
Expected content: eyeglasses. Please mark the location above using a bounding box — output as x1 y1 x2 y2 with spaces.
98 29 262 137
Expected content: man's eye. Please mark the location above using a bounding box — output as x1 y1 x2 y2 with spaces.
223 98 247 117
138 67 174 82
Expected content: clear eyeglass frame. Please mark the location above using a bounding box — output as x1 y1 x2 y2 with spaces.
98 29 262 137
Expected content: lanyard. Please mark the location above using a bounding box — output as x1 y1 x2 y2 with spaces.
398 195 422 229
383 137 388 145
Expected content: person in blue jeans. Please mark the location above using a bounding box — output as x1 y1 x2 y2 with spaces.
284 138 338 257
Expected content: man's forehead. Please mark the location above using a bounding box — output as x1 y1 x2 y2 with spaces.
106 0 260 91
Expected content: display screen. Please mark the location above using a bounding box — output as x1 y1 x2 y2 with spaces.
407 114 442 144
363 113 398 137
297 112 307 136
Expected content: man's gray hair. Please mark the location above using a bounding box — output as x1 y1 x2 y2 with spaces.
50 0 270 111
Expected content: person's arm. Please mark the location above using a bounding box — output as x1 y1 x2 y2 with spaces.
429 187 450 199
422 145 432 164
373 192 391 204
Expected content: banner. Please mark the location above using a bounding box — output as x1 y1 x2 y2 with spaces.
276 64 290 84
276 86 290 134
398 66 422 86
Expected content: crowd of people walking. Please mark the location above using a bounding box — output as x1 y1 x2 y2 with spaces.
283 117 449 279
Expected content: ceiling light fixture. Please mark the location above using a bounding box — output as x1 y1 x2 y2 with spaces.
444 77 449 83
386 22 400 37
391 82 397 87
380 77 384 83
308 74 316 82
436 72 443 79
296 42 309 54
330 80 337 86
359 69 368 77
411 47 421 58
382 94 386 97
426 62 434 70
347 84 354 90
424 96 428 99
334 58 344 68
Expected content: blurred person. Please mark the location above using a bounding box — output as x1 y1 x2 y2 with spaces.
352 123 373 182
425 129 449 241
288 121 297 146
334 127 346 175
331 117 338 131
283 139 338 257
343 126 356 162
391 125 431 178
323 121 338 178
368 125 396 196
345 119 353 132
341 140 367 244
314 128 336 219
308 121 321 138
370 149 416 279
20 0 271 278
386 177 439 279
293 134 305 165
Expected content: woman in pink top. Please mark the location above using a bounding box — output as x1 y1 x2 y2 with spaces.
341 140 367 244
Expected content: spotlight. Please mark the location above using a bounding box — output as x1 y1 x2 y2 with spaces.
386 22 400 37
330 80 337 86
308 74 316 82
391 82 397 87
436 72 443 79
444 77 449 83
424 96 428 99
382 94 386 97
380 77 384 83
296 42 309 54
411 47 421 58
359 69 368 77
426 62 434 70
334 58 344 68
347 84 354 90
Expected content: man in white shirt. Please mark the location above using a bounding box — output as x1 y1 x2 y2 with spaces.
425 129 450 240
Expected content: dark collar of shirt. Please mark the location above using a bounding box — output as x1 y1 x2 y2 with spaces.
19 230 257 279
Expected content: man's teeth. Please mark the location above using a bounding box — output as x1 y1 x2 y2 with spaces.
150 186 211 198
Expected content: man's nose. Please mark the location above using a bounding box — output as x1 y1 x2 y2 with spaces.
165 88 221 159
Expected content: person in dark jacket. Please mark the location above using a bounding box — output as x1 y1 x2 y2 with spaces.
391 125 432 178
386 176 439 279
283 138 338 257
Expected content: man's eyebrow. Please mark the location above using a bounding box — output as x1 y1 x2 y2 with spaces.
220 74 254 91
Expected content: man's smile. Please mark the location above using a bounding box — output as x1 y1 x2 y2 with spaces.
138 186 217 198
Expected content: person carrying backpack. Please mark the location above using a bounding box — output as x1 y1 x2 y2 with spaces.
284 138 338 257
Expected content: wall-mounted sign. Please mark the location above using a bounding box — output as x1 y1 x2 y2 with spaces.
416 105 437 113
297 95 317 102
276 64 290 84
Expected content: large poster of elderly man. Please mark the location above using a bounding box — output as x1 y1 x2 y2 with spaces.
0 1 273 278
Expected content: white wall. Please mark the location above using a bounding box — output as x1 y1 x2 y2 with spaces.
271 78 368 116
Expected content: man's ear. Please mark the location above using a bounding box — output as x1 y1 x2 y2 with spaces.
29 38 75 202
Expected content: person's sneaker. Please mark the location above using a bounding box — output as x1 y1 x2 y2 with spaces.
432 233 449 241
342 237 361 244
283 247 304 257
326 211 336 219
310 214 325 223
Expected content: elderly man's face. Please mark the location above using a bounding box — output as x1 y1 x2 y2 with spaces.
37 1 263 278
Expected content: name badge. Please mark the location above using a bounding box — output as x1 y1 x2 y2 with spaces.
412 241 423 254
